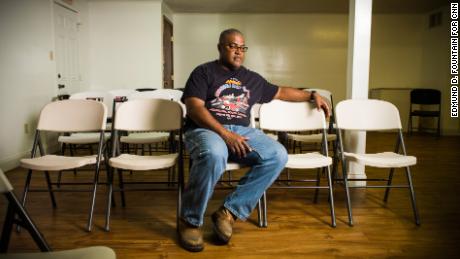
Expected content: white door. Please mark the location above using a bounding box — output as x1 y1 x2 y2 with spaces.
54 3 80 96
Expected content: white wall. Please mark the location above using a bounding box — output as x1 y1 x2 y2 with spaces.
0 0 56 171
173 13 428 104
0 1 456 171
173 11 457 134
88 0 163 91
162 2 174 23
420 6 456 135
369 14 425 132
174 13 348 99
370 9 457 135
0 0 90 171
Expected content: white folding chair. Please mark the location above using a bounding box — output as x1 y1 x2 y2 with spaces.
283 89 338 185
335 99 420 226
287 89 336 153
56 91 112 186
59 92 112 154
259 100 336 227
105 99 184 231
121 89 185 155
19 100 107 231
0 169 116 259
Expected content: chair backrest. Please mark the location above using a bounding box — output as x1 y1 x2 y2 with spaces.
335 99 402 131
128 89 183 102
108 89 136 98
0 169 13 193
259 100 326 132
70 91 114 118
128 89 186 116
37 100 107 132
304 88 333 104
304 88 335 129
250 103 262 128
410 88 441 105
114 99 183 131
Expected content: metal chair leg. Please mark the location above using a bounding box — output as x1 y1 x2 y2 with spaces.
383 168 395 202
437 116 441 137
17 170 33 232
105 167 114 232
405 167 421 225
44 171 57 208
86 167 101 232
2 192 51 252
0 198 16 252
286 168 291 186
342 163 353 226
326 166 336 228
118 169 126 207
262 191 268 227
57 143 67 188
257 197 263 228
69 145 78 175
171 166 176 187
331 140 339 182
313 168 321 203
228 170 233 186
56 172 62 189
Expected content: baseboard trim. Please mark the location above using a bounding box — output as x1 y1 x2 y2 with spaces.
0 151 29 172
0 143 60 172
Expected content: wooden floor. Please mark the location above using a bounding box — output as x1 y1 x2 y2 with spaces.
1 133 460 258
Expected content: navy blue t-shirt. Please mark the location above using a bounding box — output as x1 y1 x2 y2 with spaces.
182 60 279 128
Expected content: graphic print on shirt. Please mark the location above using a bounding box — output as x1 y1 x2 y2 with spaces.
210 78 250 120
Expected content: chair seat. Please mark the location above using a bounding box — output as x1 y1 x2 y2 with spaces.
343 151 416 168
109 153 178 171
58 133 110 144
286 152 332 169
410 110 440 117
120 132 169 144
20 155 99 171
287 133 336 143
226 162 248 171
0 246 116 259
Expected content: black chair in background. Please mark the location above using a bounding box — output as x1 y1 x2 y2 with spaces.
408 88 441 136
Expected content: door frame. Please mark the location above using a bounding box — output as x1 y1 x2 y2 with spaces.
163 15 174 89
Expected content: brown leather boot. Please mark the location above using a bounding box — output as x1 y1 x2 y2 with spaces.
212 206 236 244
178 219 204 252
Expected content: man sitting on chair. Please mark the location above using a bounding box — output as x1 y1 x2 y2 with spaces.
179 28 330 252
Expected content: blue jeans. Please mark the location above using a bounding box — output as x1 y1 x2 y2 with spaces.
181 125 288 226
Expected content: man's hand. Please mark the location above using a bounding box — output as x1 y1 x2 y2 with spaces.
274 87 331 118
185 97 253 158
312 93 331 118
220 130 252 158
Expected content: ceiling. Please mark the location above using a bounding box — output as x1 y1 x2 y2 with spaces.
163 0 450 14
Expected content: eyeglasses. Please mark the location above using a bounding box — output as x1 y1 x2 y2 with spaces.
224 43 248 52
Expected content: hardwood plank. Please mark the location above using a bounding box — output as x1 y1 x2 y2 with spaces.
1 133 459 258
